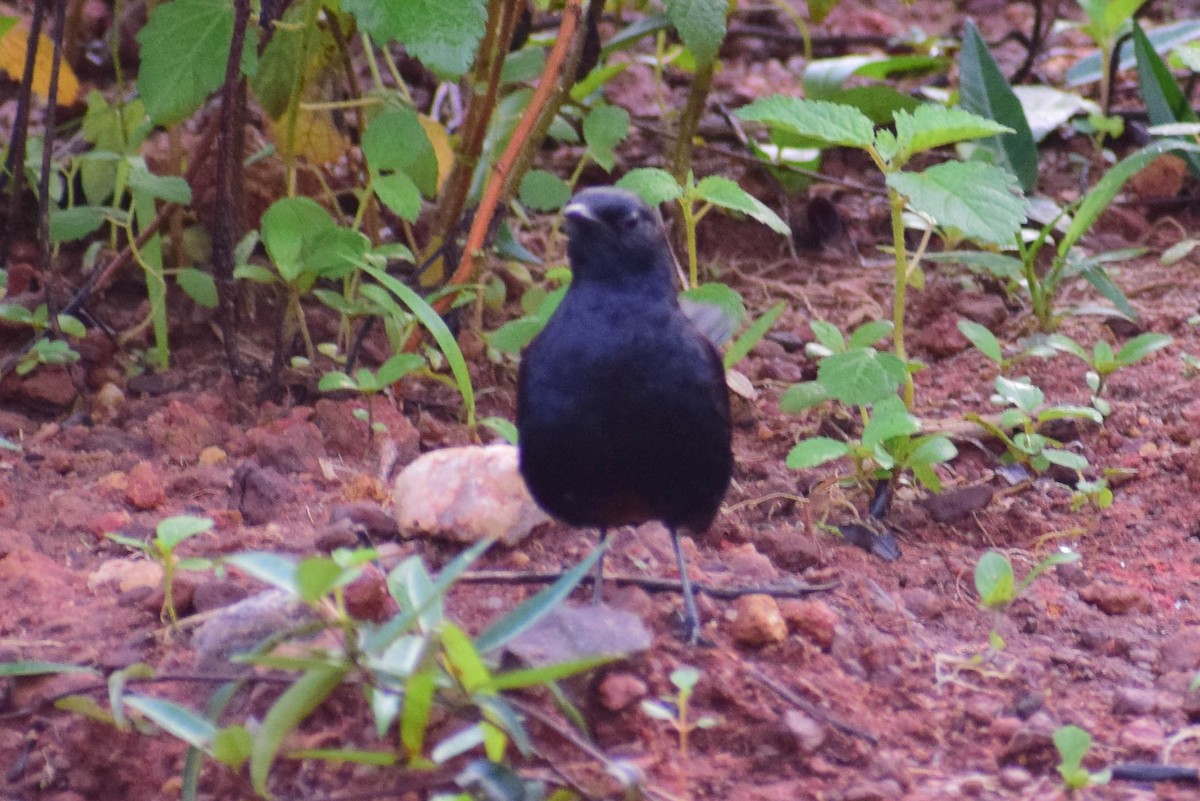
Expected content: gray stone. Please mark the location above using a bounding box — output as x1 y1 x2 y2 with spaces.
192 589 314 673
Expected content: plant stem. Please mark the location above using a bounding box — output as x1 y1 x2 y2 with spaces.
680 199 699 288
887 188 914 409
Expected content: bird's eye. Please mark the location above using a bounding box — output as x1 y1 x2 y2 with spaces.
621 211 640 230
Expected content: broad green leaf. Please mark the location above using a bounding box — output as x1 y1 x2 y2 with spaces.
225 551 300 596
128 166 192 204
362 107 439 198
318 372 358 392
137 0 232 125
400 669 435 754
663 0 726 66
887 161 1026 247
681 282 746 345
295 557 346 603
786 437 850 469
1042 448 1088 471
818 86 923 125
909 434 957 466
375 353 426 385
736 96 876 149
250 9 304 117
892 105 1013 161
177 267 218 309
959 21 1038 192
345 0 486 78
974 550 1015 608
1134 22 1200 177
260 197 335 283
250 665 346 794
817 348 907 405
847 320 893 349
519 169 572 212
957 319 1003 364
1053 724 1091 768
994 376 1044 413
615 168 682 205
779 381 829 413
212 725 253 768
862 395 920 448
694 176 790 235
1045 333 1090 361
372 172 423 221
583 103 631 172
1115 332 1172 366
809 319 845 352
156 515 213 550
50 206 107 243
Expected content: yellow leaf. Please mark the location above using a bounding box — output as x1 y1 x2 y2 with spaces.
266 107 353 166
418 114 455 191
0 23 80 106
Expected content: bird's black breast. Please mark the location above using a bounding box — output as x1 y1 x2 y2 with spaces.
517 283 732 532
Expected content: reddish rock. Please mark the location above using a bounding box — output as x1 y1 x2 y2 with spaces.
731 594 787 646
910 312 969 358
247 417 325 474
87 510 133 541
779 598 839 649
124 460 165 510
343 566 396 622
314 397 420 462
597 671 648 712
145 400 222 461
1078 582 1152 615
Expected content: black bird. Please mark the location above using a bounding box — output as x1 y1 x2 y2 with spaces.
516 187 733 643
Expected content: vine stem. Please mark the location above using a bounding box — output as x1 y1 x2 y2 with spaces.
888 187 915 409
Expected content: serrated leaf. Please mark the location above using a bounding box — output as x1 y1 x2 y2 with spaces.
786 437 851 469
519 169 572 212
583 104 631 172
615 168 682 205
736 96 876 149
862 396 919 448
663 0 726 66
345 0 486 78
887 161 1027 247
694 176 790 235
892 105 1013 160
959 21 1038 192
817 348 907 405
137 0 232 125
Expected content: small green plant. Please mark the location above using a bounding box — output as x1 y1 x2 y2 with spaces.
967 376 1102 476
781 319 957 496
975 549 1081 653
1046 332 1172 406
107 515 216 626
1053 724 1112 792
318 352 426 442
0 303 86 375
641 666 720 757
1073 0 1150 114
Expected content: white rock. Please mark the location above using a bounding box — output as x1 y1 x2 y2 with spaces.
393 444 551 545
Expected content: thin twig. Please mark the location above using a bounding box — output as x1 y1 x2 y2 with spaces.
745 664 879 745
458 569 838 599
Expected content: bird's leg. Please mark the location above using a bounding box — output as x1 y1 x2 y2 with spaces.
592 527 608 605
670 526 702 644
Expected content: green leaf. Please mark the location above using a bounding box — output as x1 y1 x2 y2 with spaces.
1059 140 1200 258
862 396 919 448
804 54 948 98
1115 332 1172 366
156 515 213 550
137 0 233 125
295 557 346 603
519 169 572 212
817 348 907 405
779 381 829 413
847 320 893 349
212 725 253 768
786 437 851 469
615 168 683 205
474 546 605 653
0 661 98 677
442 623 492 693
724 301 785 369
1134 22 1200 177
225 551 300 596
345 0 486 78
959 21 1038 192
260 196 336 283
1068 19 1200 86
886 161 1027 247
250 666 346 795
809 319 846 352
1042 448 1088 471
974 550 1015 608
694 176 790 235
177 267 218 309
480 416 518 445
736 96 876 149
362 107 439 198
489 654 616 692
372 172 423 221
663 0 726 66
128 167 193 204
957 320 1003 364
909 434 957 467
125 695 215 750
318 372 358 392
375 353 426 386
924 250 1025 281
1012 85 1098 142
994 376 1044 413
50 206 107 243
1053 724 1091 770
892 105 1013 161
360 264 476 427
583 104 631 172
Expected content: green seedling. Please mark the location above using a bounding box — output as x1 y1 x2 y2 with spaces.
737 97 1026 407
318 352 426 444
0 303 85 376
641 666 720 757
782 319 956 496
1073 0 1151 115
968 375 1102 475
108 515 215 626
1046 332 1172 407
975 549 1081 653
1054 724 1112 792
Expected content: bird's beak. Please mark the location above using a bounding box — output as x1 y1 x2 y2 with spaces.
563 201 600 223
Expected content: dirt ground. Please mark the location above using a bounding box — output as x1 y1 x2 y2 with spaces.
4 0 1200 799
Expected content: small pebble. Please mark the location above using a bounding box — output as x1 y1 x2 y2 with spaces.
1113 687 1156 716
779 598 838 649
998 766 1032 790
783 709 825 753
597 672 647 712
731 594 787 646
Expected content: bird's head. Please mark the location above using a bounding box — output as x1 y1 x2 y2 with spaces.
562 187 675 288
